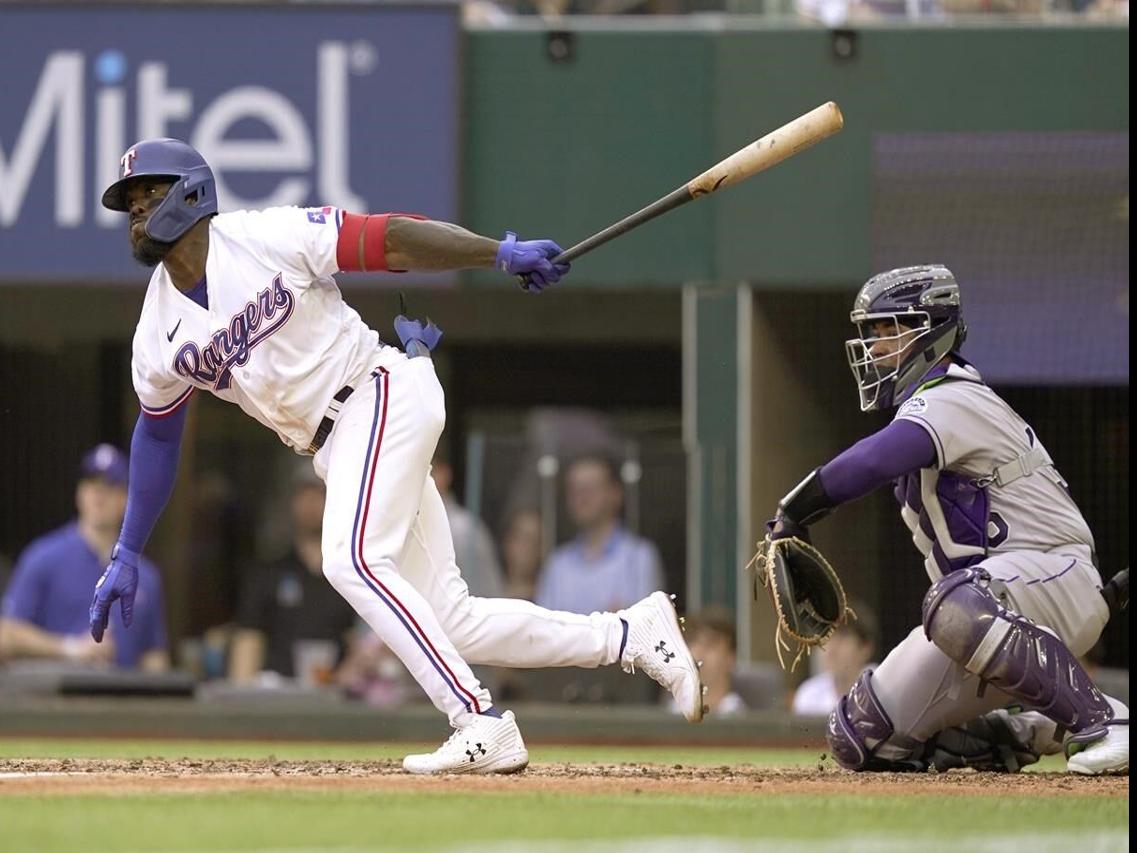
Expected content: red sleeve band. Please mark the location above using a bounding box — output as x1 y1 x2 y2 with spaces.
336 212 428 273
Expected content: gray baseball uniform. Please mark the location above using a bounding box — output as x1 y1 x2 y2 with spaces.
871 362 1109 753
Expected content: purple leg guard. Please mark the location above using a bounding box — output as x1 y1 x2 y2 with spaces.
922 568 1113 735
826 669 927 772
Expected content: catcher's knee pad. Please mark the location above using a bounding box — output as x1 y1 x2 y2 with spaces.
921 567 998 667
826 670 927 772
922 568 1112 732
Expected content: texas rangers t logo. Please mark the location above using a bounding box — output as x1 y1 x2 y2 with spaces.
173 274 295 391
121 149 138 178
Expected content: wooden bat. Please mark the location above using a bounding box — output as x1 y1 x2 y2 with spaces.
551 101 845 266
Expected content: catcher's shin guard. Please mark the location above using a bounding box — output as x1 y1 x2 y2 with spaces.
922 568 1114 736
827 669 927 772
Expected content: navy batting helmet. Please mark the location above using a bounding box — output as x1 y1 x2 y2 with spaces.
101 138 218 243
844 264 967 411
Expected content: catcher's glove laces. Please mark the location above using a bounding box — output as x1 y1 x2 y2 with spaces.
745 535 853 672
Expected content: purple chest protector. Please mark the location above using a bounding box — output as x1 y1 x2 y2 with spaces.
895 469 1000 574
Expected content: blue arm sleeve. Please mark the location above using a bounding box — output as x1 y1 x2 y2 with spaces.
819 419 936 505
117 406 188 554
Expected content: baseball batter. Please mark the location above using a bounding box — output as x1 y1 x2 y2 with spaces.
88 138 705 774
768 265 1128 775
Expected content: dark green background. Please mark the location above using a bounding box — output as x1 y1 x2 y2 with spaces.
463 24 1128 287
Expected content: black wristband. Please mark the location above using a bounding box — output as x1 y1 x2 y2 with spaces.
778 468 837 527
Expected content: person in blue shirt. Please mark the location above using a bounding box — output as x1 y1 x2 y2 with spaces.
536 453 663 615
0 445 169 671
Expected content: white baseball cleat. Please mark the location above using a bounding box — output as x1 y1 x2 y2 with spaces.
1066 697 1129 776
619 591 705 723
403 710 529 775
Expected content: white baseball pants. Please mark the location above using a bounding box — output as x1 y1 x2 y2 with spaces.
314 353 624 725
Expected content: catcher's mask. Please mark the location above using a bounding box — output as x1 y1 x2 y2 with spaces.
844 264 966 412
101 137 218 243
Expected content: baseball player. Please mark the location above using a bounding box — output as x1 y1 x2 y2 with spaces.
767 265 1128 775
88 138 705 774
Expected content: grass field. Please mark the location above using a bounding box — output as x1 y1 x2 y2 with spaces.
0 739 1127 853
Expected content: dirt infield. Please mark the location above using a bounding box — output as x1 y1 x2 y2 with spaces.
0 758 1128 798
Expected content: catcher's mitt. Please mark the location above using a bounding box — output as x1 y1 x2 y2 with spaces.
746 535 850 671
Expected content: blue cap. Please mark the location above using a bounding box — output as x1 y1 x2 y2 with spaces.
79 444 128 487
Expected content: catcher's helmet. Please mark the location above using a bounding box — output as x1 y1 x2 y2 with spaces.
844 264 966 411
101 138 217 243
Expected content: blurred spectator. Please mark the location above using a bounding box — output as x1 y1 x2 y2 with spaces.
510 0 709 12
794 0 858 25
792 604 878 716
0 445 169 671
795 0 943 26
430 448 503 599
335 622 413 707
535 453 663 614
487 508 543 701
668 605 747 717
227 467 355 684
1081 0 1128 16
462 0 514 24
502 407 625 519
501 507 543 600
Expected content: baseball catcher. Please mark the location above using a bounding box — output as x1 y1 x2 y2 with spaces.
759 265 1128 776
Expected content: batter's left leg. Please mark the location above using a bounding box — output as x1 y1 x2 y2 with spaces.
400 477 705 721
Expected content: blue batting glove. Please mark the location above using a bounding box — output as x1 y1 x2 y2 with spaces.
495 231 571 292
393 314 443 359
89 544 140 643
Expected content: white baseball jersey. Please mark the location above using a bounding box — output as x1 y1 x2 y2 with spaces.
892 362 1095 581
123 201 663 733
132 206 391 451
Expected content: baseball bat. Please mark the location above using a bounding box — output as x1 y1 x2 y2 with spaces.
552 101 844 265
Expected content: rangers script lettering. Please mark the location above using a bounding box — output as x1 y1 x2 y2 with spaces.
174 274 295 391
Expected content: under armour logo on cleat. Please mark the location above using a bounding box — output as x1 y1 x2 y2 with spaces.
655 641 676 663
466 743 487 762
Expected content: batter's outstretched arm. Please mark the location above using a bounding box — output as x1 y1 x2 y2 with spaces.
89 406 188 642
383 218 498 271
335 214 568 291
